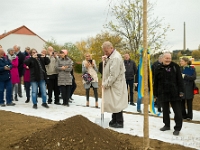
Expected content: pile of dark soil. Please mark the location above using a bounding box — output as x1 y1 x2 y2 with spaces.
11 115 135 150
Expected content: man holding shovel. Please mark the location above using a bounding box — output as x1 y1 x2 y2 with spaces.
101 41 128 128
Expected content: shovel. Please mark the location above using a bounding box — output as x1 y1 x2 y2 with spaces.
95 60 109 128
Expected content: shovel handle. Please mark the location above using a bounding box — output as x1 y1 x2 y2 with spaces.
101 61 105 115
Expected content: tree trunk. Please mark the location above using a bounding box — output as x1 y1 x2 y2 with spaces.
142 0 150 149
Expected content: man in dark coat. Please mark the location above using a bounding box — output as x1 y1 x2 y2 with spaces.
152 54 163 112
124 53 137 105
13 45 25 97
153 53 184 136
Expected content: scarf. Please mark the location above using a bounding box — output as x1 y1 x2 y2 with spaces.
7 54 17 61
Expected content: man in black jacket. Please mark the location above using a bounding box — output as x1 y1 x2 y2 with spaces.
153 52 184 136
13 45 25 98
124 53 137 106
152 54 163 112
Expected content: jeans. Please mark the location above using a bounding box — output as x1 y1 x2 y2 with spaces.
24 82 31 99
31 80 47 104
126 79 134 103
137 97 142 111
0 80 12 104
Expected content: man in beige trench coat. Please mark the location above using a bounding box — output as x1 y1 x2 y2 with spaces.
102 41 128 128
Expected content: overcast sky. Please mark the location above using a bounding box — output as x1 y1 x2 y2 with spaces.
0 0 200 51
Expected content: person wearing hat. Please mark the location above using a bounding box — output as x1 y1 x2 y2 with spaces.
7 48 20 101
56 49 73 106
0 48 15 106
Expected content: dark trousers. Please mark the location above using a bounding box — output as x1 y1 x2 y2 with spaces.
24 82 31 100
162 100 182 131
86 87 98 102
47 77 59 103
60 85 71 105
126 79 134 103
70 78 77 98
155 98 162 111
18 77 23 96
181 99 193 119
112 111 123 124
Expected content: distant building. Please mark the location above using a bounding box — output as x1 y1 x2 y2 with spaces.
0 25 46 53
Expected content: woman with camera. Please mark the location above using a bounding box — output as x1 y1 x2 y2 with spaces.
24 49 50 109
82 53 98 108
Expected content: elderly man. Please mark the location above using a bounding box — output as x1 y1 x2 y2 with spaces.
153 52 184 136
102 41 128 128
45 46 60 105
0 48 15 106
13 45 25 98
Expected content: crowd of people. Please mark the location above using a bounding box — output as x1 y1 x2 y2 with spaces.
0 42 197 136
0 45 76 109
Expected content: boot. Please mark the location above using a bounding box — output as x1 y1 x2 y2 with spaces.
14 94 18 101
25 98 30 103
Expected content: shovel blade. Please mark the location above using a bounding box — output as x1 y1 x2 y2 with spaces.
94 118 110 128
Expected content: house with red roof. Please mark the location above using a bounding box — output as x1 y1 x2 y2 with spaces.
0 25 46 53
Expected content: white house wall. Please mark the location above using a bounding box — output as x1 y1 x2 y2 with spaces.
0 34 46 53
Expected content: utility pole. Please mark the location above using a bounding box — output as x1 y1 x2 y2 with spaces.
183 22 186 51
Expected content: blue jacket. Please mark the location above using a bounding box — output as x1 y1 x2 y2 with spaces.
0 56 12 81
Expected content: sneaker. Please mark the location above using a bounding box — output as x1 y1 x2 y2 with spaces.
7 102 16 106
160 126 170 131
33 104 37 109
42 103 49 108
173 130 180 136
1 104 6 107
137 110 142 113
48 102 52 104
130 103 136 106
187 118 192 121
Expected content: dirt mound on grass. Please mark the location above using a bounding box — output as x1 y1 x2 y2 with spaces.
11 115 134 150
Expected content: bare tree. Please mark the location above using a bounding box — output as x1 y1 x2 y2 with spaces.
105 0 170 60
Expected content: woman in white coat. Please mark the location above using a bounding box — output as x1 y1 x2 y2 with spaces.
102 41 128 128
82 53 98 108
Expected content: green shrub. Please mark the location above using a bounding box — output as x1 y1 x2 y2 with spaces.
74 62 82 73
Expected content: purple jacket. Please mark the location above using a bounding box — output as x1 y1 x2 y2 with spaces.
10 57 20 84
23 56 30 82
